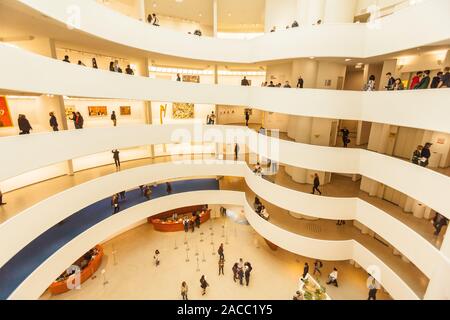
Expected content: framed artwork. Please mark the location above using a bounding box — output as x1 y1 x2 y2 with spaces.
88 106 108 117
65 105 77 120
0 96 13 127
173 103 194 119
120 106 131 116
182 75 200 83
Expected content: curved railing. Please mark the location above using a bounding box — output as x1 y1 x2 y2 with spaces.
0 161 448 299
11 0 450 63
6 188 418 300
1 44 449 134
1 125 448 219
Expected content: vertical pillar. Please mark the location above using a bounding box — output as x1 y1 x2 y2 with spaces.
138 0 146 22
324 0 357 23
213 0 218 37
49 38 73 175
141 58 154 158
305 0 326 25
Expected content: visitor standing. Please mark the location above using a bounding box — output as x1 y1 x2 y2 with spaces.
18 114 32 135
166 182 172 194
438 67 450 88
181 281 188 300
302 262 309 280
111 194 120 214
410 71 422 89
111 111 117 127
431 72 443 88
384 72 395 90
218 257 225 276
297 76 304 88
232 263 239 282
75 112 84 129
234 143 239 160
49 112 59 131
244 262 253 286
244 110 250 126
218 243 224 259
340 127 350 148
414 70 431 89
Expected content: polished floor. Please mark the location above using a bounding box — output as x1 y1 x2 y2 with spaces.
41 216 391 300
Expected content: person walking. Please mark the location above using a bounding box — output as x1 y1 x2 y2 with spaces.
111 111 117 127
166 182 172 194
18 114 32 135
326 268 339 287
244 110 250 126
218 257 225 276
112 149 121 169
218 243 224 259
49 112 59 131
234 143 239 161
195 213 201 229
181 281 188 300
340 127 350 148
190 218 195 233
244 262 253 286
238 266 244 286
302 262 309 280
154 250 160 266
92 58 98 69
0 189 6 205
313 260 323 276
311 173 322 195
111 194 120 214
183 217 189 232
200 275 209 296
232 263 239 282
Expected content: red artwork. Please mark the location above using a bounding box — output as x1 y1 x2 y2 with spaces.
0 96 13 127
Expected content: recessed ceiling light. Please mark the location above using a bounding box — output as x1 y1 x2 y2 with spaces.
228 13 232 17
175 0 183 3
345 58 352 62
152 3 157 8
309 57 315 59
199 13 202 17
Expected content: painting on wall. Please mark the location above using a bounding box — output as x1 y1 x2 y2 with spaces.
120 106 131 116
65 105 77 120
88 106 108 117
182 75 200 83
0 96 13 127
173 103 194 119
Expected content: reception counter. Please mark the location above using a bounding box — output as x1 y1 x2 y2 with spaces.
49 245 103 295
148 205 211 232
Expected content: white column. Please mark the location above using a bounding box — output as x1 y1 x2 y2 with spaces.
48 38 73 175
305 0 325 25
213 0 218 37
138 0 146 21
324 0 357 24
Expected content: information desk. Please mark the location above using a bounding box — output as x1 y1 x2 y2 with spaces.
49 245 103 295
148 205 211 232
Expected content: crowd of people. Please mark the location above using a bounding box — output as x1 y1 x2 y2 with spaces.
364 67 449 91
63 55 135 75
260 76 304 88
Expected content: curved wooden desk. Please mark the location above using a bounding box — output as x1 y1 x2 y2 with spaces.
149 206 211 232
49 245 103 295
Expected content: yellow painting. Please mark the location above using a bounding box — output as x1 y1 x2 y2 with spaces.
173 103 194 119
88 106 108 117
